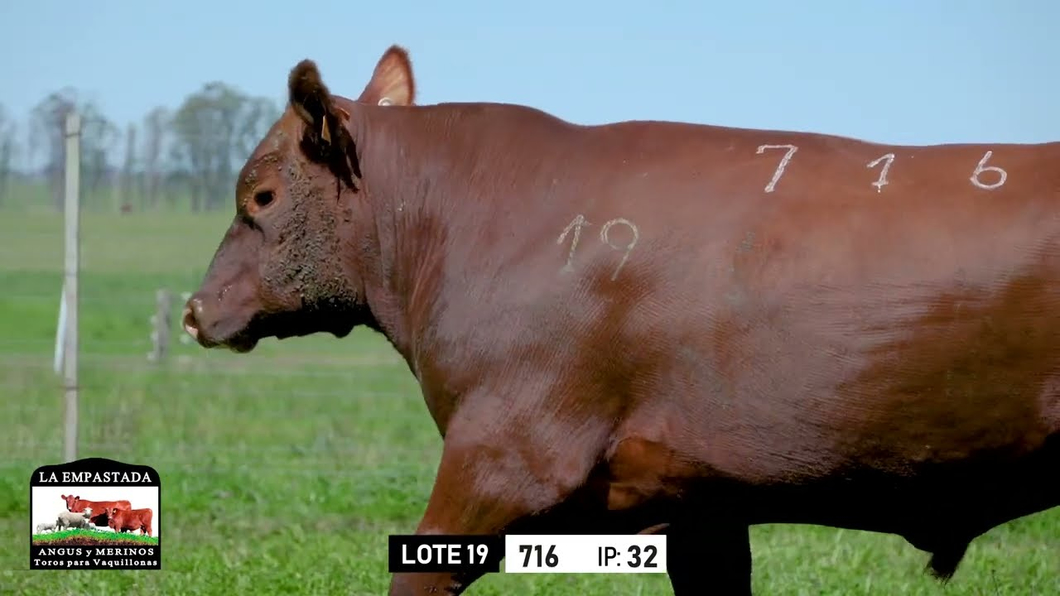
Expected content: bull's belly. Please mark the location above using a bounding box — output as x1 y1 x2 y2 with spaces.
602 426 1055 542
599 412 1059 540
598 313 1060 536
545 249 1060 536
606 262 1060 503
606 343 1060 485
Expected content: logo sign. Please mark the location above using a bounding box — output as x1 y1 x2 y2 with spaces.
29 457 161 570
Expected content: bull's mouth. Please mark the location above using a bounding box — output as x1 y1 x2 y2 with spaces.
197 327 260 353
184 304 358 353
188 315 308 353
183 305 261 353
191 333 259 353
224 334 260 353
258 309 356 343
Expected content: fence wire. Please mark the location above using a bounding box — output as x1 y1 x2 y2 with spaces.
2 268 438 485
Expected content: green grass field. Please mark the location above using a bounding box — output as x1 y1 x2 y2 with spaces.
1 207 1057 595
32 528 158 546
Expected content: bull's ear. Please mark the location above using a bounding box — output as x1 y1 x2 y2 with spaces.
287 59 362 190
358 45 416 107
290 58 334 144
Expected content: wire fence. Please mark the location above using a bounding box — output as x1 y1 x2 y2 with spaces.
3 347 439 484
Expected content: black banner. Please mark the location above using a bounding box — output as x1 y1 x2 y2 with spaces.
388 535 504 573
31 458 160 487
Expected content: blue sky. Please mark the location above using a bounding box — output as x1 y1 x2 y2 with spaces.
0 0 1057 164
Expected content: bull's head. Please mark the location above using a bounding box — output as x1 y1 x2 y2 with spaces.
182 46 415 352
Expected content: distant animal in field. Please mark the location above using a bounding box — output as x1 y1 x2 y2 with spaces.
56 508 93 531
35 521 56 534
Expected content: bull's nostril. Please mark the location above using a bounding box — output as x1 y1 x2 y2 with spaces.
182 306 197 339
182 298 203 340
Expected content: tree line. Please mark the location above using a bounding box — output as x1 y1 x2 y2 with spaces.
0 81 281 212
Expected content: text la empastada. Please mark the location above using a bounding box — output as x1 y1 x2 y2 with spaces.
37 471 153 484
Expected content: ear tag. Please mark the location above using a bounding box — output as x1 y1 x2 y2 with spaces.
321 114 331 143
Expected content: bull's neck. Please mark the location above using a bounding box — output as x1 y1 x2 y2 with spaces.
344 106 464 376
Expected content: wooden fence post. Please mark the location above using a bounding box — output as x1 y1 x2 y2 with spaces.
62 111 81 463
148 289 172 363
179 292 193 345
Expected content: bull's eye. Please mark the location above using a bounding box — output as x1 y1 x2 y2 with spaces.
253 191 275 209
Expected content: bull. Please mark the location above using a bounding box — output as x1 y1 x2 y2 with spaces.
181 46 1059 595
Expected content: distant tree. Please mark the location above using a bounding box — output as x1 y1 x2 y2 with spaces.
16 80 282 213
120 123 137 211
30 89 118 210
141 107 170 209
0 103 16 205
79 103 119 198
29 88 76 211
170 82 279 211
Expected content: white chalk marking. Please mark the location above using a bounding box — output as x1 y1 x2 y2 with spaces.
866 153 895 192
600 218 640 281
755 144 799 193
969 150 1007 190
557 214 591 273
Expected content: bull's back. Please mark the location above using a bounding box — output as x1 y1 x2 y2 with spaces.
538 121 1060 479
425 104 1060 460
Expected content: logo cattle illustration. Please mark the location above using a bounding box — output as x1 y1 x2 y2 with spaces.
181 46 1060 596
108 507 154 537
61 494 131 529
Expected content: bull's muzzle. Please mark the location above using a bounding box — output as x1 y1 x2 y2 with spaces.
182 297 211 347
181 295 259 352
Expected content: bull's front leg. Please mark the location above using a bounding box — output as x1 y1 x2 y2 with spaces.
388 404 607 596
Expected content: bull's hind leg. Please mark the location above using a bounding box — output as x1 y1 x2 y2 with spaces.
667 518 752 596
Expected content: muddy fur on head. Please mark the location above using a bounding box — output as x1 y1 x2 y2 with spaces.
288 59 362 191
